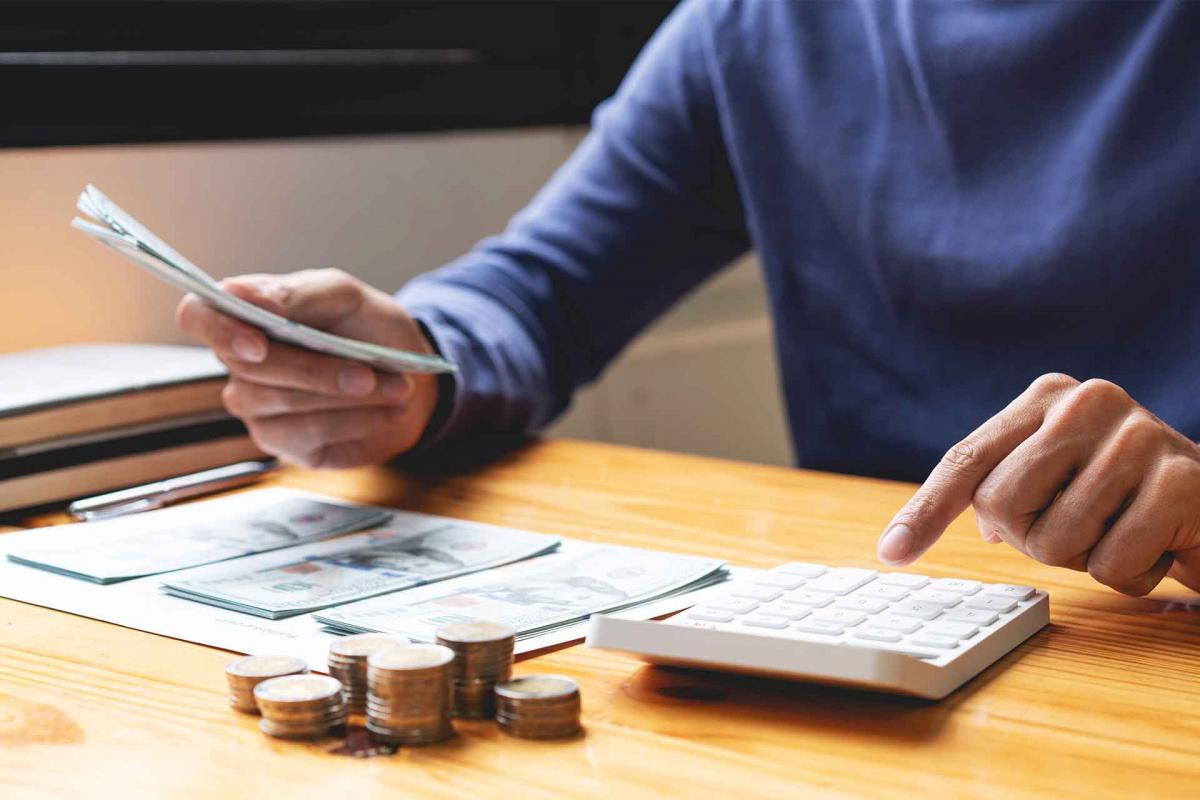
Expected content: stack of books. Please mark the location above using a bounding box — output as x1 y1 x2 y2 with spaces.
0 343 262 513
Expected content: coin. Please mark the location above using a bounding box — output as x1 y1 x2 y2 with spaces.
328 634 408 715
366 643 455 745
225 654 307 714
437 620 515 719
494 674 582 739
254 674 347 740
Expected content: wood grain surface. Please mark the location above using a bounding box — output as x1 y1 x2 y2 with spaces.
1 438 1197 799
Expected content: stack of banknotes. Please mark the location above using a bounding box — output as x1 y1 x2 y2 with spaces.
5 488 729 639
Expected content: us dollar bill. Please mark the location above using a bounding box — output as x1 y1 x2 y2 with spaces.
6 489 391 583
161 517 561 618
314 543 728 640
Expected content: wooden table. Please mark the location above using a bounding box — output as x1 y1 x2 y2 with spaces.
1 438 1198 798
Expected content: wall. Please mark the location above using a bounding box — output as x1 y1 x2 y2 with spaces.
0 129 790 465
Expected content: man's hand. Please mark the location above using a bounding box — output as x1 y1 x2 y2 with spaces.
176 268 440 469
877 374 1200 595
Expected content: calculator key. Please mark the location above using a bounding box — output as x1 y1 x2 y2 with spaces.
774 563 828 578
857 584 911 602
795 620 845 636
876 573 929 589
687 607 735 623
852 629 902 643
785 590 835 607
707 597 759 614
944 608 999 625
741 614 790 630
730 586 782 602
889 601 944 621
836 596 889 614
806 568 877 595
754 572 808 590
965 595 1017 613
929 578 982 595
984 584 1036 601
923 620 979 639
864 615 924 634
910 589 962 608
813 608 868 626
759 601 812 621
908 633 961 650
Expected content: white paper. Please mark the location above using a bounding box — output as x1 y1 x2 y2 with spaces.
0 494 732 664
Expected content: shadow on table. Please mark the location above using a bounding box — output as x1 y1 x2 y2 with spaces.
613 625 1055 745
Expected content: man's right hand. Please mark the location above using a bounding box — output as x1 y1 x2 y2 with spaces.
176 268 440 468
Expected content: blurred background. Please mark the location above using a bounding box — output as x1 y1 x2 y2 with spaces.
0 0 790 466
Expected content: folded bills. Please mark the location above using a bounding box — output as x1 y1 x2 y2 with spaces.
6 488 390 584
161 516 561 619
314 542 728 640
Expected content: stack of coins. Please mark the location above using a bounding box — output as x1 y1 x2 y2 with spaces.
366 644 455 745
494 675 582 739
254 674 348 740
436 620 516 718
224 655 307 714
327 634 409 715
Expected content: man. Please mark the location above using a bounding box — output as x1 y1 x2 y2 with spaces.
178 1 1200 596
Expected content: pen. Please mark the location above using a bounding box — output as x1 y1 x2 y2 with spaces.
68 459 278 521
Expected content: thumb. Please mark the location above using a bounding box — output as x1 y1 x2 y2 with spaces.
222 269 365 329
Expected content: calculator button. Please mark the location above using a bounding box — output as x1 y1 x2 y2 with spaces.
864 615 923 634
929 578 982 595
857 584 911 602
910 589 962 608
923 621 979 639
852 629 902 643
707 597 759 614
785 590 835 607
754 572 808 590
774 563 828 578
944 608 999 625
889 601 944 621
730 586 782 602
813 608 868 626
741 615 790 630
687 607 736 623
795 620 845 636
876 573 929 589
806 569 877 595
984 584 1036 601
758 601 812 620
908 633 961 649
965 595 1017 613
836 596 889 614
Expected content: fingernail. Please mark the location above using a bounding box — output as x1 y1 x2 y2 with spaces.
877 523 915 565
382 373 415 402
338 367 374 396
232 335 266 363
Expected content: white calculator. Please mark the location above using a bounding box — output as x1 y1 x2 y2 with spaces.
586 563 1048 699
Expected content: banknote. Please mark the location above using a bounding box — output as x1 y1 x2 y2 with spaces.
6 489 391 583
314 542 728 640
162 516 561 618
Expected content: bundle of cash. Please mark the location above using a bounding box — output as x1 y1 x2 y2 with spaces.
6 489 390 583
313 542 728 641
161 517 560 618
71 184 455 375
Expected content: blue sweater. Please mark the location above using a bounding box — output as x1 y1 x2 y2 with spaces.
398 0 1200 481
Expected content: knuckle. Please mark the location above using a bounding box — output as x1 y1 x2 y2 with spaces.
1087 556 1143 596
941 437 983 471
220 382 244 416
1031 372 1078 396
1073 378 1131 411
971 478 1004 517
1023 531 1073 567
1111 409 1162 455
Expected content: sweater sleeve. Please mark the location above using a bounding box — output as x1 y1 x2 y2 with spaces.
396 0 749 449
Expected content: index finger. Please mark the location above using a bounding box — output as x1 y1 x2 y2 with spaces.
876 374 1076 566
